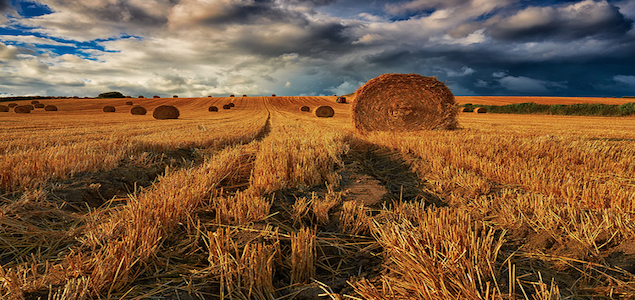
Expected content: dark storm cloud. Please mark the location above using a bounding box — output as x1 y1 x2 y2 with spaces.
487 1 633 41
194 0 296 26
0 0 10 11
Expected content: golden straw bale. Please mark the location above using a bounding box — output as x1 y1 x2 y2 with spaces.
8 103 17 108
242 94 247 97
31 100 40 104
230 95 235 97
352 73 458 133
26 104 34 110
44 105 58 111
314 105 334 117
153 105 180 119
300 106 310 112
125 101 133 105
222 104 231 109
229 103 235 107
14 106 31 113
208 106 218 112
475 107 487 113
138 95 144 98
460 107 472 113
130 106 147 115
103 106 116 112
0 105 9 112
34 103 45 108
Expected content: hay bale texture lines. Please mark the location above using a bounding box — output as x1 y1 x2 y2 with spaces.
209 106 218 112
314 106 334 118
14 106 31 113
0 105 9 112
45 105 58 111
131 106 147 115
103 106 116 112
153 105 180 119
301 106 310 112
352 73 458 133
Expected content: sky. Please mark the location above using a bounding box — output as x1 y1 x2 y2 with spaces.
0 0 634 97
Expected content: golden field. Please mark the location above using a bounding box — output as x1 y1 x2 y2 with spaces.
1 96 634 299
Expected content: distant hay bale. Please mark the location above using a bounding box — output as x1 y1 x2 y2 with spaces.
153 105 180 119
14 106 31 113
125 101 133 105
45 105 58 111
103 106 116 112
153 95 160 98
314 105 334 118
34 103 45 108
460 107 473 113
173 95 178 98
352 73 458 133
125 96 132 98
242 94 247 97
230 95 235 97
209 106 218 112
271 94 276 97
222 104 231 110
475 107 487 113
131 106 147 115
229 103 235 107
0 105 8 112
26 105 35 110
300 106 310 112
8 103 17 108
336 96 347 103
138 95 144 98
31 100 40 104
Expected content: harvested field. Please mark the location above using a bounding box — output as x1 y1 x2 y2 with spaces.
1 96 635 300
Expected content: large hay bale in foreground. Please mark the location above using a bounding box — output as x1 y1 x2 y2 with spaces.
300 106 310 112
209 106 218 112
475 107 487 113
222 104 231 110
14 106 31 113
31 100 40 104
45 105 58 111
131 106 147 115
314 105 334 118
0 105 9 112
103 106 116 112
153 105 180 119
8 103 17 108
34 103 45 108
352 73 458 133
125 101 133 105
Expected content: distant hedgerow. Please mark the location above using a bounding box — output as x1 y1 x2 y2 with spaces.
98 91 125 99
459 102 635 117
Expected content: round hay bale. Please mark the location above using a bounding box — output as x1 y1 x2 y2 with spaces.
138 95 144 98
0 105 9 112
103 106 116 112
475 107 487 113
31 100 40 104
131 106 147 115
173 95 178 98
153 105 180 119
8 103 18 108
242 94 247 97
230 95 235 97
222 104 231 110
352 73 458 133
44 105 58 111
34 103 45 108
228 103 235 107
125 101 133 105
271 94 276 97
153 95 160 98
300 106 310 112
208 106 218 112
26 105 35 110
460 107 473 113
14 106 31 113
314 105 334 118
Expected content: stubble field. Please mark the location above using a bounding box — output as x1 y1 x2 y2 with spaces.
1 95 635 299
